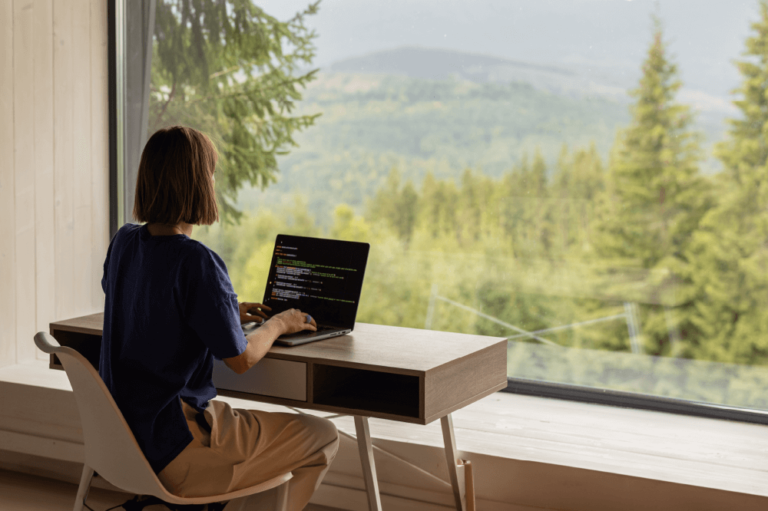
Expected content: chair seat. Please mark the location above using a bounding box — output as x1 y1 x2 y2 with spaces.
148 471 292 506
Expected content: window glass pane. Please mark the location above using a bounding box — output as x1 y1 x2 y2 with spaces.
147 0 768 413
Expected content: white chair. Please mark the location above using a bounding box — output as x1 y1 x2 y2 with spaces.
34 332 292 511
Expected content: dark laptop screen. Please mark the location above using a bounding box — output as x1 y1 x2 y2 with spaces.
262 235 370 328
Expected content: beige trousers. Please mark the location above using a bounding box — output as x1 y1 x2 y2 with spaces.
158 399 339 511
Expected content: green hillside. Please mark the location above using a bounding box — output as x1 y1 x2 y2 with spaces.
236 72 629 221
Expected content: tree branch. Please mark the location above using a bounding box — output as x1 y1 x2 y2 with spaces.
153 80 177 128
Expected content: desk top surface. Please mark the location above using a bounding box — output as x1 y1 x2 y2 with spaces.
51 312 506 375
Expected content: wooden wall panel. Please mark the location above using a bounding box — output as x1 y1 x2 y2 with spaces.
0 0 109 367
33 0 55 360
0 0 17 369
90 0 109 311
72 0 94 317
14 0 38 363
53 2 75 323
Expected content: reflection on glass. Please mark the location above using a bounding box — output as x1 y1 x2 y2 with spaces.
148 0 768 412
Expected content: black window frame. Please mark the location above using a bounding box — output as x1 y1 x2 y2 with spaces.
108 0 118 239
503 377 768 425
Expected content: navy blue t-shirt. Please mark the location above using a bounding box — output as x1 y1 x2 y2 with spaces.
99 223 247 473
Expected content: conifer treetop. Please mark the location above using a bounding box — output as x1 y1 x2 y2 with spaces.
717 0 768 184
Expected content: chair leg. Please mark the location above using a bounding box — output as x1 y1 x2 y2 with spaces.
73 465 95 511
274 480 289 511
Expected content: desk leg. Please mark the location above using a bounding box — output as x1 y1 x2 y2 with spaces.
441 414 467 511
354 416 383 511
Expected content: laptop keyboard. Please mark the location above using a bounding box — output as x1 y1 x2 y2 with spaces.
242 322 340 336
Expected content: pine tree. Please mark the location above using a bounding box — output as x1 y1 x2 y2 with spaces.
151 0 320 221
498 158 529 256
498 152 551 259
420 173 442 238
593 18 711 356
527 150 553 256
419 172 459 240
457 169 486 243
395 181 419 244
366 167 401 230
367 168 419 245
550 143 605 255
689 0 768 364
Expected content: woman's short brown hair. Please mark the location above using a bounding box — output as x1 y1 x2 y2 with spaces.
133 126 219 225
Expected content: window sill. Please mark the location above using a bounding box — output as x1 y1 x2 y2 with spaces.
1 360 767 510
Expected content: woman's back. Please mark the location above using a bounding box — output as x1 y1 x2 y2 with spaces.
100 222 246 473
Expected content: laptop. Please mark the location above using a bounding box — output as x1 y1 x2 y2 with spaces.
242 234 370 346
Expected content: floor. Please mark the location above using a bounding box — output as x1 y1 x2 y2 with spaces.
0 469 340 511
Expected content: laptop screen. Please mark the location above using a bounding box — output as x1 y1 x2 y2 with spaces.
262 235 370 328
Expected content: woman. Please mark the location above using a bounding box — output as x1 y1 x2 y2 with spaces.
100 126 339 510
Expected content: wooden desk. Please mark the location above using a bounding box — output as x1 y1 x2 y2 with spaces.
50 313 507 511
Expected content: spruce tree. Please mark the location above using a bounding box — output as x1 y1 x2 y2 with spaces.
498 157 530 256
594 18 711 356
457 169 487 243
551 144 605 255
421 172 457 239
528 151 553 256
367 168 419 245
689 0 768 364
420 173 443 239
151 0 320 221
499 152 551 258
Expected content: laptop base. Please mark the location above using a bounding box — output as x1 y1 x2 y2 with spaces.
242 322 350 347
274 329 351 346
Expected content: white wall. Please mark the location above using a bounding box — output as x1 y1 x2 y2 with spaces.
0 0 110 368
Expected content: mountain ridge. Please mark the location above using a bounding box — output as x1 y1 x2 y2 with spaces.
329 46 576 78
326 46 628 102
324 46 735 116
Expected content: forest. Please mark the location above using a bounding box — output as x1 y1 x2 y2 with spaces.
150 1 768 410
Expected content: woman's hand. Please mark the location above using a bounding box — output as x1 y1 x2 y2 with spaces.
238 302 271 325
269 308 317 335
228 308 318 374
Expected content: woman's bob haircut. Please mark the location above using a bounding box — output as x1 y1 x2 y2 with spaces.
133 126 219 226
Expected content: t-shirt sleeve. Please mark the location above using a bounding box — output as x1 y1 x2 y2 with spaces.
102 233 116 293
182 245 247 360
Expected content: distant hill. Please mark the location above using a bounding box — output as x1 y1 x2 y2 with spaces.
235 47 733 223
236 69 629 222
328 46 628 100
319 48 730 149
328 47 737 117
329 46 574 81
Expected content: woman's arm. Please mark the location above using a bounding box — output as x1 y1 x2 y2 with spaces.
223 308 317 374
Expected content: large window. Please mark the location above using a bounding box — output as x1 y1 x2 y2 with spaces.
118 0 768 422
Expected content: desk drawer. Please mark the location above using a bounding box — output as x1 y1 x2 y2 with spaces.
213 358 307 402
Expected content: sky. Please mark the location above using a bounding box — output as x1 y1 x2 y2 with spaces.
256 0 761 99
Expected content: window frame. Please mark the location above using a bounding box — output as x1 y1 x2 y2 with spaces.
503 377 768 425
108 0 119 238
110 1 768 427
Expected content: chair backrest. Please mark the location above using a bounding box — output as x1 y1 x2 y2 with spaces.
34 332 171 497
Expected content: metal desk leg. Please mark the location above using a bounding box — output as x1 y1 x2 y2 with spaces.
354 416 383 511
441 414 467 511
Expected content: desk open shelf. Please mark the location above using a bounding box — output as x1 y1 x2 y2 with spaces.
49 315 103 370
312 363 420 419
